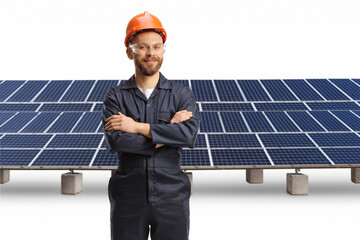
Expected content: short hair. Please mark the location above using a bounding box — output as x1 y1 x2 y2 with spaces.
127 29 163 46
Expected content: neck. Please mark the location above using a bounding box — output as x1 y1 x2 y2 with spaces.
134 70 159 89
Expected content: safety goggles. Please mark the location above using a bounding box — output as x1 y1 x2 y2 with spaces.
129 42 166 54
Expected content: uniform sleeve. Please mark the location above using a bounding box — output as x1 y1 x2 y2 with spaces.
102 87 156 156
150 86 200 148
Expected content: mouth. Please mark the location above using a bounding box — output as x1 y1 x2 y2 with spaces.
144 59 157 63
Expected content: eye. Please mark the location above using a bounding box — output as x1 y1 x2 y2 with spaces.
138 45 146 50
153 44 161 50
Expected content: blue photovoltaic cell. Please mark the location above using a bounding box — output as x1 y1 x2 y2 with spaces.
0 150 40 166
237 80 271 101
47 134 103 148
201 103 253 111
92 150 118 166
307 79 349 100
353 79 360 86
323 148 360 165
212 149 270 166
308 111 349 131
208 134 260 148
47 112 83 133
311 111 349 130
191 80 218 101
199 112 223 132
94 103 103 112
243 112 275 132
172 80 189 87
0 81 25 101
260 80 297 101
287 112 326 132
264 112 300 132
284 79 323 100
329 79 360 100
255 103 308 111
220 112 249 132
259 134 315 147
0 112 17 125
1 135 52 148
7 81 48 102
309 133 360 147
39 103 93 112
60 80 95 101
72 112 101 133
34 80 71 102
0 112 37 133
32 149 95 166
0 103 40 111
193 134 207 148
331 111 360 131
87 80 119 102
268 148 330 165
307 102 360 111
181 149 210 166
353 111 360 118
214 80 244 101
21 112 60 133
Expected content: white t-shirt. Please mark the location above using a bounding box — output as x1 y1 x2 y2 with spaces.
139 88 155 100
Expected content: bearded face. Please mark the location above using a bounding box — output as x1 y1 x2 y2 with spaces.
134 51 163 77
127 31 165 77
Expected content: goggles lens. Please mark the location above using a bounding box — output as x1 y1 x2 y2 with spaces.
129 42 166 54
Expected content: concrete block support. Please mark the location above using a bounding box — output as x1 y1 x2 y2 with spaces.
186 172 193 195
351 168 360 183
0 170 10 184
61 172 82 195
287 173 308 195
246 169 263 184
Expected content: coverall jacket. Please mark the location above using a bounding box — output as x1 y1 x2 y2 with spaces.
102 72 200 240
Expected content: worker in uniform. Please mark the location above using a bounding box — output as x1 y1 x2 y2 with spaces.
102 11 200 240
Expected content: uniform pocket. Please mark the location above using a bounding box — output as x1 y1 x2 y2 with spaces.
157 112 172 124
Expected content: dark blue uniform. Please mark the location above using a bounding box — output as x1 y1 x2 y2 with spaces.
102 72 200 240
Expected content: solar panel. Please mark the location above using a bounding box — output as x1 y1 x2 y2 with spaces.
201 103 253 111
322 148 360 164
267 148 331 165
259 133 315 147
260 80 298 101
329 79 360 100
306 79 350 100
308 133 360 147
7 81 48 102
212 149 270 166
34 80 72 102
287 111 326 132
237 80 271 101
32 149 95 166
0 103 40 111
284 79 324 101
191 80 218 101
255 103 308 111
214 80 244 101
1 79 360 170
60 80 95 102
264 112 301 132
1 134 52 148
0 81 26 101
220 112 249 132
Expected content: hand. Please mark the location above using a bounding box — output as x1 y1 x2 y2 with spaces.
105 112 139 133
170 110 193 124
155 144 165 148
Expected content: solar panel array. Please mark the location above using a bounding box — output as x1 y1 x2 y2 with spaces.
1 78 360 169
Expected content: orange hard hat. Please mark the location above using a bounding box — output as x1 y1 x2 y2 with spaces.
125 11 167 47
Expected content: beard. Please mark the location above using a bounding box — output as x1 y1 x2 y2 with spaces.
134 55 163 77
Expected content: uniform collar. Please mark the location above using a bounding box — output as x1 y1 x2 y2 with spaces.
120 72 172 90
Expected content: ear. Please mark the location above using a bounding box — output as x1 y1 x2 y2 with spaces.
126 47 134 60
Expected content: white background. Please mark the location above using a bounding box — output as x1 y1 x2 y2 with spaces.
1 0 360 239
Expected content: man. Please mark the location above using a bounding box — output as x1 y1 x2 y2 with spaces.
102 11 200 240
